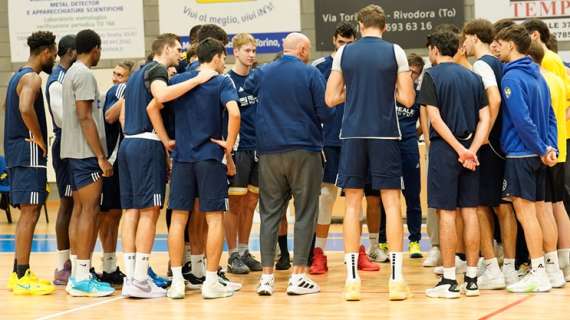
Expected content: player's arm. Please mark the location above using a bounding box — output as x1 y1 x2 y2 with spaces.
76 100 112 177
325 71 345 107
150 69 217 104
224 101 241 153
485 86 501 138
419 105 430 147
146 98 174 151
105 98 124 124
394 44 415 108
469 106 491 155
19 73 47 155
48 80 64 129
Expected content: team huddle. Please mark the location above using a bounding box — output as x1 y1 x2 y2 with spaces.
4 4 570 302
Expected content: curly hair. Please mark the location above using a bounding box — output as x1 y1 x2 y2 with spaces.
27 31 56 55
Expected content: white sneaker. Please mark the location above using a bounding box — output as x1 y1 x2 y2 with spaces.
257 276 274 296
546 268 566 288
461 276 480 297
128 278 167 298
218 270 242 292
121 277 130 296
425 278 460 299
368 246 389 263
434 256 466 275
503 268 519 286
477 258 486 277
423 247 441 267
477 269 506 290
201 280 234 299
507 270 552 293
167 279 185 299
563 265 570 282
286 274 320 295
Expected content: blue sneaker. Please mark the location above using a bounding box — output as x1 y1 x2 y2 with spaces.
68 276 115 297
148 267 170 289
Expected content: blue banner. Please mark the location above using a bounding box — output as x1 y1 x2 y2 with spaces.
180 31 290 55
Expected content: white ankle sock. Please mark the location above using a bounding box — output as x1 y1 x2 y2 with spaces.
75 259 91 282
56 249 70 271
238 244 248 256
503 258 515 273
466 266 478 278
290 273 303 283
369 233 379 248
205 271 218 285
545 251 560 272
191 255 205 278
124 252 135 278
134 253 150 282
531 257 546 273
102 252 117 273
558 248 570 268
261 273 274 282
344 253 359 281
315 237 327 250
390 252 404 281
443 267 456 280
485 257 501 274
70 254 77 278
171 266 184 282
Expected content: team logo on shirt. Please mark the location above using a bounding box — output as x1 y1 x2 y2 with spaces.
504 87 512 99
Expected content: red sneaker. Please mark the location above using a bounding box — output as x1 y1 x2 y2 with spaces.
309 248 328 275
358 245 380 271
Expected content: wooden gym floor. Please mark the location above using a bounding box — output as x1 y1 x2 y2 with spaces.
0 202 569 320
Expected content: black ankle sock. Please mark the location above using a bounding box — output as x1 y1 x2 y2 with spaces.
278 235 288 255
13 259 17 273
16 264 30 278
456 253 466 261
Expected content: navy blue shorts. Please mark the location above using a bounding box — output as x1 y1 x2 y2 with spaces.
118 138 166 209
51 136 73 198
68 157 102 190
323 146 340 184
229 150 258 195
337 139 402 190
478 144 505 207
101 162 121 211
545 163 565 203
8 166 47 206
428 139 479 210
503 157 546 202
169 160 229 212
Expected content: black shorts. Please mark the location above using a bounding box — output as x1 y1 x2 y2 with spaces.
428 139 479 210
229 150 258 195
502 157 546 202
337 139 402 190
101 162 121 211
545 163 565 203
323 146 340 184
478 144 505 207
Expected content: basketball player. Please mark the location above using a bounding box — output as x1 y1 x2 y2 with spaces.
325 5 415 301
5 31 57 296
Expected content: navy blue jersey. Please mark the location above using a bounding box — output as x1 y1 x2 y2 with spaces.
45 64 66 136
478 55 505 155
336 37 406 139
186 60 200 72
313 55 343 147
168 71 239 162
227 69 257 151
123 61 168 135
417 63 488 141
4 67 48 168
103 83 126 154
397 90 420 140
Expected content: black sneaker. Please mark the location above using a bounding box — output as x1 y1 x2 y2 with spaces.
181 261 192 276
228 252 250 274
89 267 101 281
462 276 480 297
99 267 126 286
241 250 262 272
425 277 460 299
275 252 291 270
183 272 205 290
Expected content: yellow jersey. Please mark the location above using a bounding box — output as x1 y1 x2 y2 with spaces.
542 69 567 162
541 49 570 139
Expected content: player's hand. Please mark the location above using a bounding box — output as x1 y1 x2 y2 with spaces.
226 154 236 177
196 69 218 84
98 157 113 177
25 137 47 157
462 159 478 171
541 149 557 167
210 138 232 154
163 139 176 152
165 158 173 181
458 147 478 166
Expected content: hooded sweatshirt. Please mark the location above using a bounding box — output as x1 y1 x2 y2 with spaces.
500 56 557 158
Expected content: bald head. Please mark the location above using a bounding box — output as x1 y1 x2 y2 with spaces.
283 32 311 63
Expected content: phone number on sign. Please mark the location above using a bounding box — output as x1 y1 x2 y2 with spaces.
385 21 433 32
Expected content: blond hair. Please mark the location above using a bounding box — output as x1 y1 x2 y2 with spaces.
232 33 256 50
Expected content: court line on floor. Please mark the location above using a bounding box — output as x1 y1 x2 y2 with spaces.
478 295 534 320
34 296 125 320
